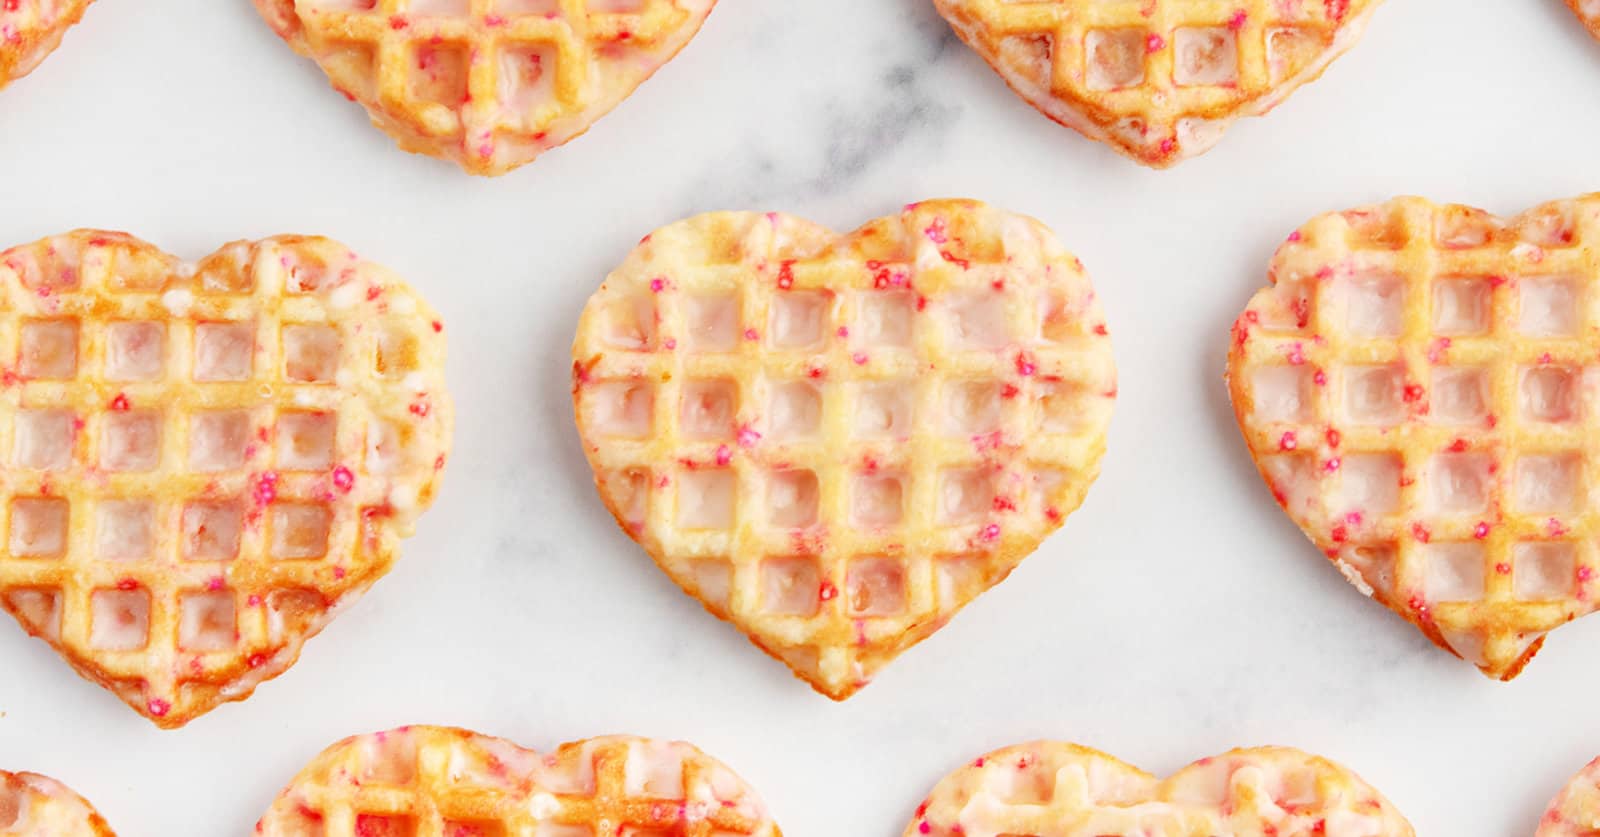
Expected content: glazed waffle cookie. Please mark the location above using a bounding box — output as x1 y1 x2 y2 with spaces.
0 0 93 90
1568 1 1600 41
573 200 1116 699
0 231 451 728
0 772 114 837
254 0 716 176
255 725 782 836
1540 756 1600 836
932 0 1382 167
905 741 1414 837
1227 194 1600 680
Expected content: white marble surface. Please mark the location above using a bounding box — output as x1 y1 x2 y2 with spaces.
1 0 1599 834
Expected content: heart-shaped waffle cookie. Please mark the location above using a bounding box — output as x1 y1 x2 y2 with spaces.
255 725 782 836
1225 195 1600 680
254 0 716 176
932 0 1383 167
0 231 451 728
1568 1 1600 42
572 200 1117 699
0 771 115 836
905 741 1413 837
1540 755 1600 836
0 0 94 90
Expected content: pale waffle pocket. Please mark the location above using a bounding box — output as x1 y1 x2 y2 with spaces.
932 0 1383 167
572 200 1116 699
905 741 1414 836
0 231 451 728
254 0 716 175
1229 195 1600 680
255 725 781 836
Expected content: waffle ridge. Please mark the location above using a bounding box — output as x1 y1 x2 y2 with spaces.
573 200 1116 699
0 231 452 728
255 725 782 836
0 771 114 837
905 741 1414 837
933 0 1383 167
1227 194 1600 680
0 0 94 89
255 0 715 175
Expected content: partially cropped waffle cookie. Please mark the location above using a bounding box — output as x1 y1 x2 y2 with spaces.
1227 195 1600 680
572 200 1116 699
1540 756 1600 836
906 741 1414 837
0 771 114 837
256 725 782 836
0 0 94 90
1568 1 1600 41
254 0 716 176
0 231 451 728
933 0 1383 167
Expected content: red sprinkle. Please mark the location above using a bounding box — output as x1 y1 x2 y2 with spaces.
248 653 267 668
116 578 139 591
110 393 130 411
819 581 837 601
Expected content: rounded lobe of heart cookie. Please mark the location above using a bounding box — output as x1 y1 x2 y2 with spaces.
0 771 116 837
0 230 452 728
254 0 716 176
1226 194 1600 682
255 725 783 837
571 199 1116 700
932 0 1384 167
0 0 94 90
1539 755 1600 836
905 741 1414 837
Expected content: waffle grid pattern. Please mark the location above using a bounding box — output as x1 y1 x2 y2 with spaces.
256 726 781 837
0 0 93 88
933 0 1381 166
573 201 1115 699
256 0 714 175
0 770 115 837
905 742 1414 837
0 231 451 727
1228 195 1600 680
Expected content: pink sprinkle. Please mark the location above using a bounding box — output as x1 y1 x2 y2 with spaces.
1014 354 1036 376
1474 522 1490 539
1146 33 1166 52
1158 137 1177 155
1227 9 1247 30
1323 457 1340 473
147 698 170 717
663 337 677 350
1278 431 1297 451
1313 369 1327 386
332 465 355 492
715 444 732 466
924 217 949 244
852 352 869 365
1580 567 1595 583
837 326 849 338
1284 343 1305 365
247 594 262 607
737 428 761 448
333 566 347 580
207 576 225 591
980 523 1001 541
649 277 666 293
919 824 931 835
1287 230 1302 242
253 472 279 506
484 13 505 25
744 328 759 341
